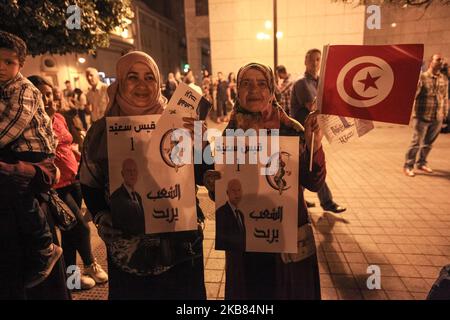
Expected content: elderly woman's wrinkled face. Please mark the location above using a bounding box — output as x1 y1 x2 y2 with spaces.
123 62 157 108
238 68 272 113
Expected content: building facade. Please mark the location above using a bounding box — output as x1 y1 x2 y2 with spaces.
134 0 185 81
185 0 211 83
195 0 450 79
363 3 450 63
21 0 185 91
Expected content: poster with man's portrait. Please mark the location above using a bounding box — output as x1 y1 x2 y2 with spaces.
214 135 299 253
107 93 203 236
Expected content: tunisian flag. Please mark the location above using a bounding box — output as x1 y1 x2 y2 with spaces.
317 44 424 125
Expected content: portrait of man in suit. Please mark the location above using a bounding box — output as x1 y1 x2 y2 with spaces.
110 158 145 236
215 179 246 251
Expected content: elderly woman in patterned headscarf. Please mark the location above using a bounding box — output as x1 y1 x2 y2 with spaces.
205 62 326 300
80 51 208 300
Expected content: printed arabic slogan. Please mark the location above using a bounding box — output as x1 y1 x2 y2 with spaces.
317 114 374 146
106 83 204 234
215 136 299 253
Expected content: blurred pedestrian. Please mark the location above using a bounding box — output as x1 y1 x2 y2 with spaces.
86 67 109 123
275 65 294 115
0 31 65 298
404 54 448 176
216 71 228 123
29 75 109 290
63 80 74 101
163 72 177 100
73 88 88 130
291 48 346 213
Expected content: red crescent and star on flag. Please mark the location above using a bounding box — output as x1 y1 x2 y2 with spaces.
318 44 424 125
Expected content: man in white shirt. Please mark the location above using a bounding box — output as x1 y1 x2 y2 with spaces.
85 67 109 123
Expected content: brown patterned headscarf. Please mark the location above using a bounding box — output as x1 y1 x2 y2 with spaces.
228 62 303 132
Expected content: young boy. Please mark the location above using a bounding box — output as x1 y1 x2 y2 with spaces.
0 31 62 289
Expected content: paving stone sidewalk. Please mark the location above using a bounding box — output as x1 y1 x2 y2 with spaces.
73 124 450 300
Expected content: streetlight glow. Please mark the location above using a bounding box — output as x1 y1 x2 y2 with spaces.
256 32 270 40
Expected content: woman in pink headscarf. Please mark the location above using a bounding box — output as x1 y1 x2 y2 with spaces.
80 51 207 299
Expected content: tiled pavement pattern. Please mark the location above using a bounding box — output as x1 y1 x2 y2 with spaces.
73 124 450 300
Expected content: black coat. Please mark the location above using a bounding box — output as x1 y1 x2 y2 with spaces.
215 202 246 251
110 184 145 236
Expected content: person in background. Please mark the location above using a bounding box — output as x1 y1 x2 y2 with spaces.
164 72 178 100
202 69 211 87
29 75 108 290
0 30 63 297
201 70 212 102
59 92 85 151
175 71 183 85
52 86 69 112
63 80 74 101
404 54 448 176
226 72 237 119
184 73 202 95
291 48 346 214
85 67 109 123
215 71 228 123
275 65 294 115
440 62 450 133
73 88 88 130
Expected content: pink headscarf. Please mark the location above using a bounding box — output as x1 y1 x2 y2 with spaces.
105 51 166 116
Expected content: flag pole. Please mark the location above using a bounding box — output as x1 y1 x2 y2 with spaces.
308 100 318 172
309 132 314 172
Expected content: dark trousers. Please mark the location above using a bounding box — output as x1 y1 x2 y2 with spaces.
318 181 334 209
18 195 53 253
26 205 72 300
78 110 88 130
404 118 443 169
57 183 94 267
303 181 334 209
216 99 227 118
107 252 206 300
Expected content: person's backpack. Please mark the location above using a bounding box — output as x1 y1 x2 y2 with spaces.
427 264 450 300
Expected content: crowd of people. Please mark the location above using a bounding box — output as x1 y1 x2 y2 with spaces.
162 69 238 124
1 31 108 299
1 28 448 300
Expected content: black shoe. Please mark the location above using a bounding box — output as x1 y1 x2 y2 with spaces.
25 244 63 289
323 203 346 214
305 200 316 208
